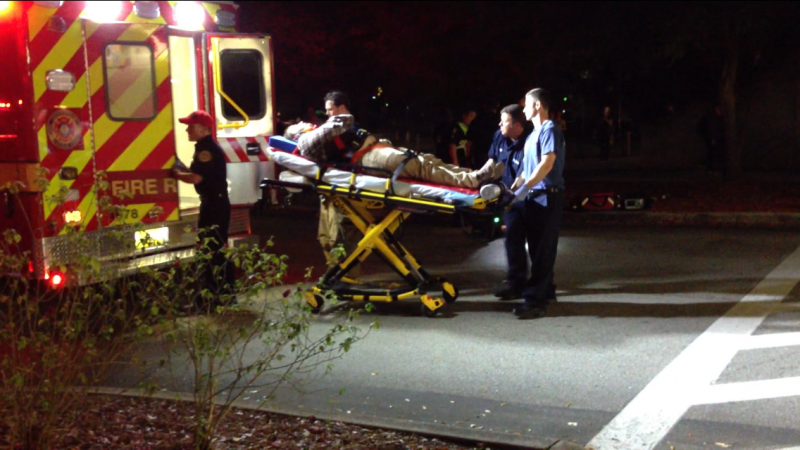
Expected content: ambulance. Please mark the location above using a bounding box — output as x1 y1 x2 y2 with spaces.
0 1 274 286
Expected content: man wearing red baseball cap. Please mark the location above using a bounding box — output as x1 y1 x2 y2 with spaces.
173 110 234 309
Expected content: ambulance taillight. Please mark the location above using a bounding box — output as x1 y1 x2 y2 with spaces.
50 273 63 287
0 101 16 139
44 271 66 289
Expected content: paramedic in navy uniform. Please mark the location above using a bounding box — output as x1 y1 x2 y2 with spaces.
172 110 234 303
509 88 565 319
488 104 532 300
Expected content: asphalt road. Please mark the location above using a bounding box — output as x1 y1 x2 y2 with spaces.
107 207 800 450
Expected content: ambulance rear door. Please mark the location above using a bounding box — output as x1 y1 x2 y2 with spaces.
84 21 179 230
203 33 275 206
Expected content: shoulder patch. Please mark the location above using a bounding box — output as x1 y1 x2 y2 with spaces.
197 150 212 162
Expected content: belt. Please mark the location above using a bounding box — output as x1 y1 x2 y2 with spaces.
200 193 228 201
528 187 562 197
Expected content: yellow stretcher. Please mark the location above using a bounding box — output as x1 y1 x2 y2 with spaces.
261 147 510 317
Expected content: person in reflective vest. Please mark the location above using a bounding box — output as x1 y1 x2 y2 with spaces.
447 108 477 167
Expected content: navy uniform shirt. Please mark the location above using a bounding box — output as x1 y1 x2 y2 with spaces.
190 135 228 198
487 128 530 187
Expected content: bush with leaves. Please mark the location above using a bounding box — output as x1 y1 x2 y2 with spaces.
1 169 373 450
136 234 373 450
0 172 171 450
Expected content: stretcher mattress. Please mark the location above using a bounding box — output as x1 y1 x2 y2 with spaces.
266 147 501 206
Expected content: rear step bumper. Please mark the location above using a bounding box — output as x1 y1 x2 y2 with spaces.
118 233 260 277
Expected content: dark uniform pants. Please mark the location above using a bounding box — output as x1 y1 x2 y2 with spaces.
521 192 564 304
198 195 233 295
504 201 528 289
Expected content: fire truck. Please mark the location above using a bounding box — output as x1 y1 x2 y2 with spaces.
0 1 275 287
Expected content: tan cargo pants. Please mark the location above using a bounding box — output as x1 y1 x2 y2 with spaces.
318 197 361 278
359 147 483 189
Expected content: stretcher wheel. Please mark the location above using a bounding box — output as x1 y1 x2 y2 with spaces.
421 303 439 318
420 294 444 318
305 292 324 314
442 282 458 304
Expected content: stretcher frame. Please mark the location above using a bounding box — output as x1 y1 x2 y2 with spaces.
261 156 506 317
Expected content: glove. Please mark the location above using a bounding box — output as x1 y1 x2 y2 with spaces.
173 158 188 171
513 184 531 202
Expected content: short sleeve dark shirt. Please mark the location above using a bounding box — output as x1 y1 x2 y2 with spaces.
466 113 498 160
487 128 530 186
190 135 227 198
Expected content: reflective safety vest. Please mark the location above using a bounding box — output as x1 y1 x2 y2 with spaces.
456 121 468 151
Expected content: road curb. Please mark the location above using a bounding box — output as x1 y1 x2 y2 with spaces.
562 211 800 229
89 386 559 450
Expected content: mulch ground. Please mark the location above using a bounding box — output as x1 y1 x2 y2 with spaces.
1 395 499 450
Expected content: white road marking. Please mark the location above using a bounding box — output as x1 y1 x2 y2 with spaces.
695 376 800 405
587 245 800 450
740 331 800 350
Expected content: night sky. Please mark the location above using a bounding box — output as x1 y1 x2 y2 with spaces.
238 1 800 172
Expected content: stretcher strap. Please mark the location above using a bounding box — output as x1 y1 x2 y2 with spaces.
313 165 330 184
333 136 346 150
390 149 418 192
349 144 416 198
313 163 365 196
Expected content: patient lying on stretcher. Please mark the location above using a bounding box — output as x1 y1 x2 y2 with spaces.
284 115 505 190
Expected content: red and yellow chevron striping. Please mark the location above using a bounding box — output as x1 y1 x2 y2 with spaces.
26 1 242 237
30 9 176 234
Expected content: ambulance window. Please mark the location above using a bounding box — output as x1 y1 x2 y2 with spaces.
219 49 265 121
103 43 157 121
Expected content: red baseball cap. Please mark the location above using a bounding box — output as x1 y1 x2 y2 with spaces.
178 110 214 129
